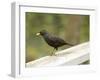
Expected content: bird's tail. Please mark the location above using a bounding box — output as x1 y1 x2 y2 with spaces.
65 42 74 46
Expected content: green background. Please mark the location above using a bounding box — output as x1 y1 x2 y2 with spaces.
25 12 89 63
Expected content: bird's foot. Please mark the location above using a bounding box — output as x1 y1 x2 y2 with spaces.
50 53 57 56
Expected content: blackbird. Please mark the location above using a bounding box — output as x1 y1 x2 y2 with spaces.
36 30 73 55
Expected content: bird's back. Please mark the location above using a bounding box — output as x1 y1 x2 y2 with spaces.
43 33 66 48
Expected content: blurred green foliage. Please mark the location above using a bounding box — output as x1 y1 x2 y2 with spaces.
25 12 89 63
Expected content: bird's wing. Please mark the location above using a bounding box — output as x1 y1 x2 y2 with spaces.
48 35 66 44
43 33 66 48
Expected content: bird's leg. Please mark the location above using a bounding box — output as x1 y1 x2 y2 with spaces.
50 48 56 56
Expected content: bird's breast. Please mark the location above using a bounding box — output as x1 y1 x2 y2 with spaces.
43 35 65 48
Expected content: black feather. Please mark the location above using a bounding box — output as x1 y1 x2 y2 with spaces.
40 30 73 48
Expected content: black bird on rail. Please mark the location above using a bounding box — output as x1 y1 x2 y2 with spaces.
36 30 73 56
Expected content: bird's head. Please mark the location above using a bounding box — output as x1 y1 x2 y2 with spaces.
36 30 48 36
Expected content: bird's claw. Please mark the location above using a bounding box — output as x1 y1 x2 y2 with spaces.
50 53 57 56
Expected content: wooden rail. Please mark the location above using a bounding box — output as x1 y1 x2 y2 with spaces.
26 42 89 67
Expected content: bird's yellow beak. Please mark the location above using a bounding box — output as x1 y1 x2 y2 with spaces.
36 32 40 36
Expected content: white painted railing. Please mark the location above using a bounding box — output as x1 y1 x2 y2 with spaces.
26 42 89 67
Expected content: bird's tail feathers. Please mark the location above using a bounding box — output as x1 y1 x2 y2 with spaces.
65 42 74 46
